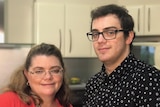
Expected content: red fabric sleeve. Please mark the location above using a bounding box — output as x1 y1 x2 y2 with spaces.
0 91 35 107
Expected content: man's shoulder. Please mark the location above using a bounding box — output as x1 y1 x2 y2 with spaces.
130 60 160 82
133 59 160 74
127 54 160 73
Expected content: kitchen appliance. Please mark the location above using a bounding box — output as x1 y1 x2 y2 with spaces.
132 42 160 69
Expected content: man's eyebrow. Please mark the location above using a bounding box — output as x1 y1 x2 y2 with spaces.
91 29 98 32
103 26 117 30
91 26 118 32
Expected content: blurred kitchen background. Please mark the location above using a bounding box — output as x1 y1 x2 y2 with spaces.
0 47 102 88
1 0 160 106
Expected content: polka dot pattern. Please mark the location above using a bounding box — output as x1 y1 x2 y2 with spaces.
84 54 160 107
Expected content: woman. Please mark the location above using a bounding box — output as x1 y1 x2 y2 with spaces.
0 43 72 107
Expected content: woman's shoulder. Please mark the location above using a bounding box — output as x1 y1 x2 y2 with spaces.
0 91 18 98
0 91 35 107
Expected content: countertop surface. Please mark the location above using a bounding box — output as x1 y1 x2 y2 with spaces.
69 83 86 90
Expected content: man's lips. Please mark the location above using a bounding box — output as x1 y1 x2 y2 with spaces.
99 48 106 50
98 47 109 51
97 46 111 54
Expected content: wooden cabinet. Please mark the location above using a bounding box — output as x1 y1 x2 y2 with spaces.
34 2 93 57
126 5 160 36
5 0 33 43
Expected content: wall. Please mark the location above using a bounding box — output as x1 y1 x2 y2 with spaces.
64 58 102 83
118 0 160 5
0 47 30 88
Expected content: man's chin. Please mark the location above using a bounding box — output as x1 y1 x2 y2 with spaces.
98 56 108 62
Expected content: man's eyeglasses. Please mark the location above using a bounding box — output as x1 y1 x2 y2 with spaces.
86 29 128 42
29 66 63 78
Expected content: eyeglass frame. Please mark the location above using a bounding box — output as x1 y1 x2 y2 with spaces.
28 66 63 78
86 29 128 42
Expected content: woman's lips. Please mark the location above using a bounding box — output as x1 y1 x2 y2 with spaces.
41 83 54 86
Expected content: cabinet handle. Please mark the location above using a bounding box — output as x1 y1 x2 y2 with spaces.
69 29 72 53
148 8 150 32
138 8 140 32
59 29 62 50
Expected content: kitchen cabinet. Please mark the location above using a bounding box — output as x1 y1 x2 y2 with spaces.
34 2 65 54
144 5 160 35
65 4 91 57
126 5 144 35
126 5 160 36
5 0 34 43
34 2 93 57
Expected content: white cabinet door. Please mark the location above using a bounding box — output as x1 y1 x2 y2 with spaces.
144 5 160 35
34 3 65 55
127 5 160 36
5 0 33 43
126 5 144 35
65 4 92 57
34 3 98 57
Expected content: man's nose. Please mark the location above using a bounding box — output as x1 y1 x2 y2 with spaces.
97 33 106 42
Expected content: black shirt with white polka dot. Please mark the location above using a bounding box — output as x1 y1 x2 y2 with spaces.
84 53 160 107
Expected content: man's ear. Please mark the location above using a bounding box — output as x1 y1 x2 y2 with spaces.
126 31 135 45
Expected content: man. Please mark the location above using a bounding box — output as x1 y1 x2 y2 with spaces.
84 4 160 107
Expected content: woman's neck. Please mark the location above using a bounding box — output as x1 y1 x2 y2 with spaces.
40 96 57 107
40 99 57 107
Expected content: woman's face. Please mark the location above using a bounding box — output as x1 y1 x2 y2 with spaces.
24 55 63 98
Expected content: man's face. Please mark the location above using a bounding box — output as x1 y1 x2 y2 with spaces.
92 14 133 66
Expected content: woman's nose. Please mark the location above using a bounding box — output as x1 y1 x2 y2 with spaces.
43 72 53 79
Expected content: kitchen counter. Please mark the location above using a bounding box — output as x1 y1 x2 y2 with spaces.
69 83 86 107
69 83 86 90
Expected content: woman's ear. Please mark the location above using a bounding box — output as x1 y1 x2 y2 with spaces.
126 31 135 45
23 69 28 78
